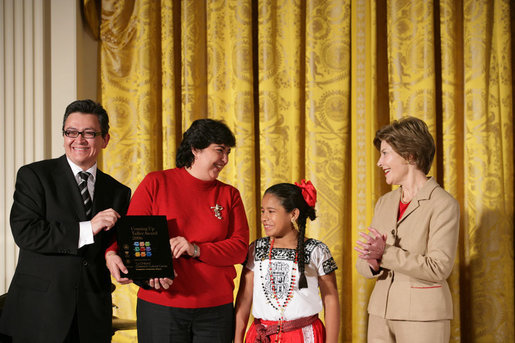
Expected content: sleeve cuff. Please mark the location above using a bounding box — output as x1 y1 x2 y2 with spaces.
369 265 382 275
78 221 94 248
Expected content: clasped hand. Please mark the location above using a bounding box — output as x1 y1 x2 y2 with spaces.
354 227 386 270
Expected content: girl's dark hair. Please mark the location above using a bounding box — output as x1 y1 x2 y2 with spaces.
264 183 317 289
176 119 236 168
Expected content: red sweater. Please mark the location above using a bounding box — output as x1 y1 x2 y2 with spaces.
123 168 249 308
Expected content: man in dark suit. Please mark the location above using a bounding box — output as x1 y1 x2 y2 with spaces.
0 100 131 342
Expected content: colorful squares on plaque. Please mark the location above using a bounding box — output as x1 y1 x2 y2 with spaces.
133 241 152 257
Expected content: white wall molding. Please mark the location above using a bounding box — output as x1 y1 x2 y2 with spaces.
0 0 97 293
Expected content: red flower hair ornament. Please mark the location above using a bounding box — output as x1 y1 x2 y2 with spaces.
294 179 317 208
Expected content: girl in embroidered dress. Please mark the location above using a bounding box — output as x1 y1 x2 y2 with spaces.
235 181 340 343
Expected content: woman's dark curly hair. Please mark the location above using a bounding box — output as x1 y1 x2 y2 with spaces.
264 183 317 289
176 119 236 168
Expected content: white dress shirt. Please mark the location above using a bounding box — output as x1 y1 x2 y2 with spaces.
66 157 97 248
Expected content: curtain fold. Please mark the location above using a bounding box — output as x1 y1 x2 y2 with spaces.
161 0 181 171
350 1 378 341
462 0 514 341
439 1 465 340
92 0 513 342
305 1 351 340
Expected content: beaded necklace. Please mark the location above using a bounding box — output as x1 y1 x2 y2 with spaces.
259 238 298 343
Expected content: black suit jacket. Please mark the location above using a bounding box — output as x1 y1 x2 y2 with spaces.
0 155 131 343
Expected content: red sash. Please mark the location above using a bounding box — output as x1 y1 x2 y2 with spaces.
253 314 319 343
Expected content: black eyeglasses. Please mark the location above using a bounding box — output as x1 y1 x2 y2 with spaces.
63 130 103 139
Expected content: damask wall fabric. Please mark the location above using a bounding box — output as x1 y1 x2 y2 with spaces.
88 0 514 342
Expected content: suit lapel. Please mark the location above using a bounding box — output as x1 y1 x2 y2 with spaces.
397 177 438 225
57 155 88 220
397 199 420 225
386 188 402 228
92 169 111 215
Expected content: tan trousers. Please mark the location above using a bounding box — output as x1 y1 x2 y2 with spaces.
368 314 450 343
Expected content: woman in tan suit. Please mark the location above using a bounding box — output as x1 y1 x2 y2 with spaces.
355 117 460 343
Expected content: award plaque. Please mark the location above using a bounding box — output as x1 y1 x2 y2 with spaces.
117 215 174 280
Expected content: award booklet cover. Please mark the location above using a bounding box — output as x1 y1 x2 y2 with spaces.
117 215 174 280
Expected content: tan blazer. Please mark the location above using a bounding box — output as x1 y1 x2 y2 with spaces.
357 177 460 321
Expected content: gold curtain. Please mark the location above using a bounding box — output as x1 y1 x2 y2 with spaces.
87 0 514 342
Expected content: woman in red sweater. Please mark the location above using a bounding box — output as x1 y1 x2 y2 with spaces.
107 119 249 342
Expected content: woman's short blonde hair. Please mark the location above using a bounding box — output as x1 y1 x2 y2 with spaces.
373 117 435 174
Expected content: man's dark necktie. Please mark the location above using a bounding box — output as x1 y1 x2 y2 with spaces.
78 171 92 220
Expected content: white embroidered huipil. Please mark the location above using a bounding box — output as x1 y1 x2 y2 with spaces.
245 237 338 321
